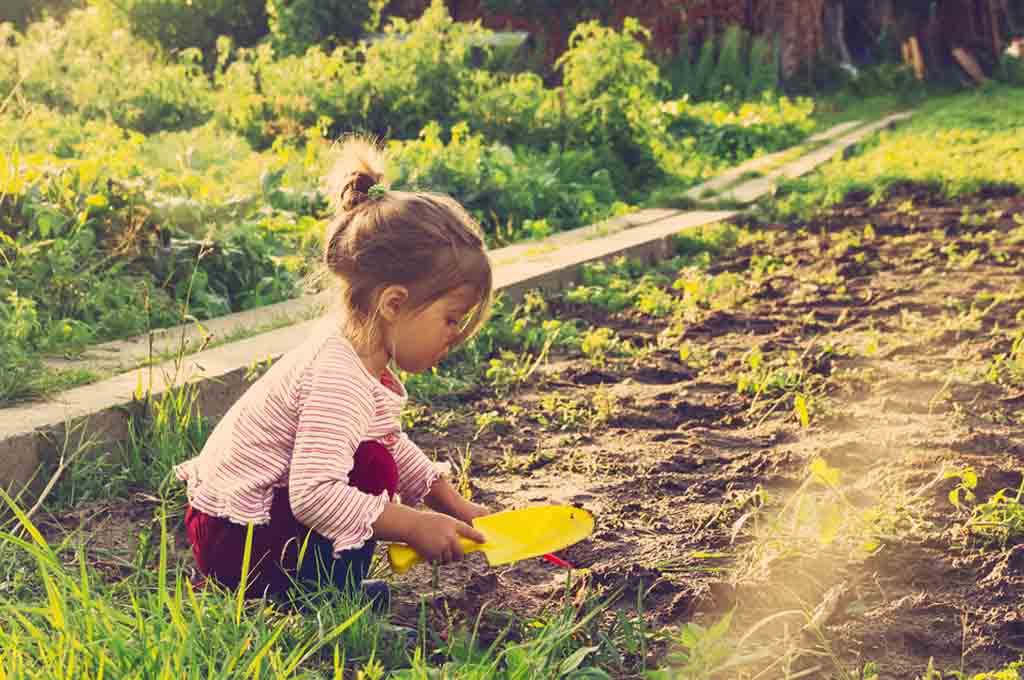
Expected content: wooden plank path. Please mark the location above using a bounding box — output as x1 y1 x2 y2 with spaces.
0 112 912 496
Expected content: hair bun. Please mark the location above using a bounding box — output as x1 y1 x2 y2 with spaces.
339 171 379 211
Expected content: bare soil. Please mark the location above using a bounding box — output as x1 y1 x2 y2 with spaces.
36 185 1024 678
398 185 1024 677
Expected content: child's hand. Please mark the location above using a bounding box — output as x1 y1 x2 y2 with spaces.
456 499 490 524
411 512 486 564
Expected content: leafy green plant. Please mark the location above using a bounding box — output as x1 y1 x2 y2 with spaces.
692 34 718 101
566 258 672 315
390 122 623 246
556 18 667 192
485 349 546 396
645 609 794 680
474 407 521 439
455 70 566 147
706 25 745 101
533 390 618 432
917 657 1024 680
664 26 779 103
267 0 383 56
947 467 1024 547
98 0 268 67
665 94 815 164
349 1 491 140
645 611 736 679
968 480 1024 547
747 35 778 98
1 0 73 28
0 292 44 404
986 329 1024 388
392 588 624 679
736 346 830 425
498 443 555 475
6 8 214 133
580 327 632 368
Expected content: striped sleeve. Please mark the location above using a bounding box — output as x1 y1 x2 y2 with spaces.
289 349 388 556
388 432 442 507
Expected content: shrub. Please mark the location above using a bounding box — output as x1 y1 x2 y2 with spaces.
213 40 357 148
706 25 746 100
96 0 268 66
389 122 623 245
5 9 213 133
0 292 45 403
150 223 301 317
663 29 695 97
665 27 779 102
998 53 1024 86
691 33 718 100
665 94 815 164
840 63 920 98
0 143 300 356
455 70 566 148
556 18 667 191
267 0 385 56
0 0 73 28
213 1 488 147
350 0 488 139
747 35 778 97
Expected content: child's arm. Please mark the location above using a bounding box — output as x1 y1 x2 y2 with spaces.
372 501 486 564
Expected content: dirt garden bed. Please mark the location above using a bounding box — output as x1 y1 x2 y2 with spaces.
30 184 1024 677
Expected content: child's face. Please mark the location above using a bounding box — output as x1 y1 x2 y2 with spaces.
391 285 479 373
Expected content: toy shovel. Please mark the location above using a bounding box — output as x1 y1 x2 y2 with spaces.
388 505 594 574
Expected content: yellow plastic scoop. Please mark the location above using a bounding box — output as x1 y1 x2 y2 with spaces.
388 505 594 574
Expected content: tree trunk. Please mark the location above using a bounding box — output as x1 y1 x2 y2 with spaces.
824 0 852 64
775 0 826 79
987 0 1003 59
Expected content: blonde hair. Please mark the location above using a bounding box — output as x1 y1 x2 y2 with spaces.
322 137 493 354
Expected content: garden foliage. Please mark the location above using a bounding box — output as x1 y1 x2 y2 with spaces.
664 26 779 102
95 0 268 67
0 0 816 402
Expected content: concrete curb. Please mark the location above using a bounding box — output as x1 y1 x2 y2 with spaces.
0 112 913 498
718 112 913 204
681 119 865 202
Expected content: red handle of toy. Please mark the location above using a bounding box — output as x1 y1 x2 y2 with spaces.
543 553 574 569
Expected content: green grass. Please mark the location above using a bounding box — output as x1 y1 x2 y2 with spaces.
0 486 662 678
810 93 916 131
0 494 407 678
764 85 1024 221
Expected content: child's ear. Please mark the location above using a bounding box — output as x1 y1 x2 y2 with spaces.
378 285 409 322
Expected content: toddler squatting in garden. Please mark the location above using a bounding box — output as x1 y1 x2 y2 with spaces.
175 139 493 605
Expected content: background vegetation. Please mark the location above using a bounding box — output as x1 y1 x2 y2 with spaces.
1 0 821 403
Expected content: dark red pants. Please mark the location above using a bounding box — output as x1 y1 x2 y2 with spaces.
184 441 398 597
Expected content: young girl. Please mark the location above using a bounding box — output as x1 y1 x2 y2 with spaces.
176 139 492 602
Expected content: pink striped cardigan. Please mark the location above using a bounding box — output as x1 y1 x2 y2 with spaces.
174 320 441 556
